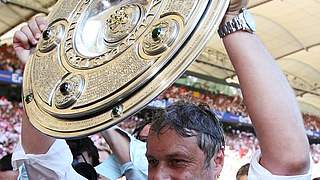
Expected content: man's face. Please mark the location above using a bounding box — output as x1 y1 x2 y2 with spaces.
146 128 223 180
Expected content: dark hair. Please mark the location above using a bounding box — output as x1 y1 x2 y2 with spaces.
150 101 225 168
133 106 162 139
0 153 13 171
236 163 250 180
67 137 100 167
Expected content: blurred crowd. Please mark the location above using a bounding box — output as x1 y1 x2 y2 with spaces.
225 130 259 160
224 129 320 164
159 86 248 117
0 96 23 158
304 114 320 132
1 86 320 162
0 44 24 74
158 86 320 131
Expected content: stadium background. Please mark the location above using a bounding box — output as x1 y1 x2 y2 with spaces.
0 0 320 179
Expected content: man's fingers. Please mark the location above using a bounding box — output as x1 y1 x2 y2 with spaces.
21 26 38 45
28 18 42 40
35 15 48 31
228 0 248 14
12 15 46 64
13 30 30 50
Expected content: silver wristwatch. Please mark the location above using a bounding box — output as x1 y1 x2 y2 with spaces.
218 8 256 38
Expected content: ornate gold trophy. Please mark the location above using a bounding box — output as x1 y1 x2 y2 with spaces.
22 0 229 138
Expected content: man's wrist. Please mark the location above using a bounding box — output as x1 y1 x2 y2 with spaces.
218 8 256 38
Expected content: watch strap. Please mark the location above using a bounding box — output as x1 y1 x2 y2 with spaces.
218 15 246 38
218 8 255 38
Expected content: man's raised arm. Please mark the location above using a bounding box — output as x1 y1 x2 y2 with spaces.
12 15 86 180
13 15 56 154
222 9 310 176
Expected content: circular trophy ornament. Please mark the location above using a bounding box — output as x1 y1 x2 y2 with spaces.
54 74 85 109
104 4 142 43
23 0 230 138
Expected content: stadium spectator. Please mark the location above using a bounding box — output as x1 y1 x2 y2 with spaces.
0 153 18 180
96 126 148 180
304 114 320 132
236 163 250 180
0 44 24 74
67 137 100 180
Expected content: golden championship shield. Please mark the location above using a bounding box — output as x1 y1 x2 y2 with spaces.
23 0 230 138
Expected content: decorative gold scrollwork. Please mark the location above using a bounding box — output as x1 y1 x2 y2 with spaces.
104 4 141 43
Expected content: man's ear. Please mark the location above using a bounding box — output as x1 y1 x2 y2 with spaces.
211 149 224 175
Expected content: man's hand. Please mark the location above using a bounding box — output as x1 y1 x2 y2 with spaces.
222 0 248 24
13 15 47 64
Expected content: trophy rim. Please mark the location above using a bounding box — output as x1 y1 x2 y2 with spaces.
23 0 230 138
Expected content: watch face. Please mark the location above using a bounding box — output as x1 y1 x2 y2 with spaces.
243 10 256 32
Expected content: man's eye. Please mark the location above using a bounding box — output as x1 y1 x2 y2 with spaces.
147 158 159 167
170 159 188 167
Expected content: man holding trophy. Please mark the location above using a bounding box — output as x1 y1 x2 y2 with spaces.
11 0 311 179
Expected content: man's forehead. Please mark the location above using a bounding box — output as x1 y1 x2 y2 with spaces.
148 127 194 142
147 128 200 157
